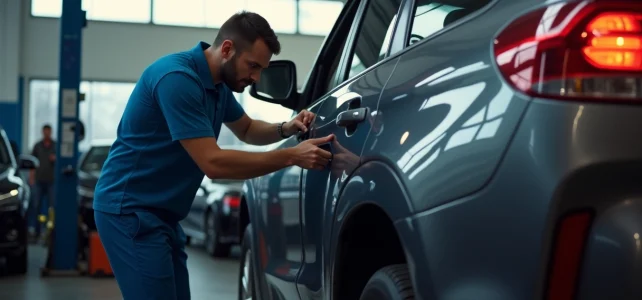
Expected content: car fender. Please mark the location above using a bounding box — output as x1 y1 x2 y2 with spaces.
327 160 417 295
241 178 271 299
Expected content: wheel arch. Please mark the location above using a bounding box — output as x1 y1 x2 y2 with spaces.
329 160 417 298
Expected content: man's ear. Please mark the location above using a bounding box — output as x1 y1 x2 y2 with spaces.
220 40 236 59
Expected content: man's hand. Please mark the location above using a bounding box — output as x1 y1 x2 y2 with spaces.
283 109 315 136
290 134 334 170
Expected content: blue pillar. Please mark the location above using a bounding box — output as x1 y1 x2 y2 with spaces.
52 0 86 271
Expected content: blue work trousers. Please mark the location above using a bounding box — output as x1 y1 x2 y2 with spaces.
94 210 190 300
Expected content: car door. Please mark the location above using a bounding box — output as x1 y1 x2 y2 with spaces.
295 0 405 298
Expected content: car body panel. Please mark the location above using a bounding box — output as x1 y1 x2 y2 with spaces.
241 0 642 299
397 99 642 300
0 127 30 257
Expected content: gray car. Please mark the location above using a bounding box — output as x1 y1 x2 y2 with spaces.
238 0 642 299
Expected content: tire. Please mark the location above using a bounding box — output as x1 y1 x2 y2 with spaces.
7 220 28 275
205 210 231 257
359 264 415 300
238 225 256 300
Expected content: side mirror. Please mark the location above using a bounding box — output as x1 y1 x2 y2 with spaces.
250 60 299 110
18 154 39 170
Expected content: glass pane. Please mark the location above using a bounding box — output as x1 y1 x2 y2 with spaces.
241 90 293 125
153 0 206 27
28 80 134 153
408 1 465 46
87 82 135 143
31 0 62 17
245 0 297 34
298 0 344 36
32 0 151 22
28 80 60 151
205 0 247 28
84 0 151 23
348 0 402 78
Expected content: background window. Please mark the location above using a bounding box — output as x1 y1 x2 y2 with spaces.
408 1 483 46
27 80 135 152
32 0 151 23
152 0 206 27
247 0 297 34
204 0 246 28
28 80 293 151
348 0 402 78
298 0 344 36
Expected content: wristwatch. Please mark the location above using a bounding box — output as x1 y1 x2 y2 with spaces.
277 122 290 139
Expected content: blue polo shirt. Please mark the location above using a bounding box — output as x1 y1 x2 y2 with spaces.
93 41 245 221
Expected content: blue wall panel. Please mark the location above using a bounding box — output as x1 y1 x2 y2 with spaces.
0 77 24 150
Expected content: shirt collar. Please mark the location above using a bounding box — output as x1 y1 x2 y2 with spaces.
191 41 220 91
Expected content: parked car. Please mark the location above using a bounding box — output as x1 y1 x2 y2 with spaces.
0 126 38 275
182 144 260 257
181 176 244 257
238 0 642 299
77 140 112 229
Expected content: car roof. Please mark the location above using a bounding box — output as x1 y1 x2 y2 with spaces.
90 139 115 147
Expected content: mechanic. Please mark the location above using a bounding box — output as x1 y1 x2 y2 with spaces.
92 11 333 300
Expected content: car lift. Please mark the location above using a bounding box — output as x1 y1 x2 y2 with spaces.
40 0 87 277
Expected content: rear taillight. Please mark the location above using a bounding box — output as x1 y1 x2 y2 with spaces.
546 210 594 300
494 0 642 102
223 195 241 208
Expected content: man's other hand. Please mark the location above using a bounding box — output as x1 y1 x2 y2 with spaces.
290 134 334 170
283 109 315 136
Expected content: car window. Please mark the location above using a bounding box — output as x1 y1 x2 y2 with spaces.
408 0 489 46
347 0 403 79
80 146 111 172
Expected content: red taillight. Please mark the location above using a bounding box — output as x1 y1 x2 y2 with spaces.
223 195 240 208
546 211 594 300
494 0 642 102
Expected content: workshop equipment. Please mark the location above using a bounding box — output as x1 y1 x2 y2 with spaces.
87 231 113 277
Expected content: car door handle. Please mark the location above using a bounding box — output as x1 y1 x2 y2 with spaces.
336 107 367 128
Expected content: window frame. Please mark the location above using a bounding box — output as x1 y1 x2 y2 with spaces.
337 0 406 85
398 0 498 54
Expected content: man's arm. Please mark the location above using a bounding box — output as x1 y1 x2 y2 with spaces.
226 114 286 145
156 72 333 179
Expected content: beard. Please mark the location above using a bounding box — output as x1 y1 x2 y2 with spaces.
220 55 253 93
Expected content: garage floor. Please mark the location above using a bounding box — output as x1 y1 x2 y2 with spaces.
0 243 240 300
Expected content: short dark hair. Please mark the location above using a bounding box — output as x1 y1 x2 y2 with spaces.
213 11 281 55
42 124 52 131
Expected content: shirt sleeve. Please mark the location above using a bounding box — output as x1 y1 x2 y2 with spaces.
155 72 215 141
223 91 246 123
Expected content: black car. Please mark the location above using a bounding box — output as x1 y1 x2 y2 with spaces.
182 176 244 258
77 141 112 230
0 126 38 275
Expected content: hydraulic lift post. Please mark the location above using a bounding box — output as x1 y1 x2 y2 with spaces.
46 0 86 275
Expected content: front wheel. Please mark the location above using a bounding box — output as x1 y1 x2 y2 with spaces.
359 264 415 300
238 225 256 300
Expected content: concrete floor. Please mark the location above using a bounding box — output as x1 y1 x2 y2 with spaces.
0 243 240 300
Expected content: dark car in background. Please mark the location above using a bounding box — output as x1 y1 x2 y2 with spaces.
77 140 112 230
182 176 244 258
238 0 642 299
0 126 38 275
